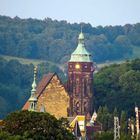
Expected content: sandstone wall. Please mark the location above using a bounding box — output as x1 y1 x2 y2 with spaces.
36 75 69 118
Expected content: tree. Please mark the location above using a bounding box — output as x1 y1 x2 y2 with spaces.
0 131 26 140
94 131 113 140
97 106 113 131
2 110 76 140
120 111 127 135
113 107 119 117
0 15 135 63
94 59 140 114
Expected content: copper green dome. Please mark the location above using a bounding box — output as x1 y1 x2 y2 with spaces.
69 31 92 62
78 32 84 40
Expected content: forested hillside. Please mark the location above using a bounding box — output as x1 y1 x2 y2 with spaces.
0 15 140 63
94 59 140 115
0 15 140 118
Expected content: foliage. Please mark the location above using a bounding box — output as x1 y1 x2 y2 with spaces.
120 134 132 140
94 131 132 140
2 110 76 140
120 111 128 135
0 15 138 64
0 131 25 140
97 106 113 131
94 59 140 115
94 131 113 140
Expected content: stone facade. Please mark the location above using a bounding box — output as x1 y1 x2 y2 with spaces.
36 75 69 118
67 62 94 116
23 73 70 118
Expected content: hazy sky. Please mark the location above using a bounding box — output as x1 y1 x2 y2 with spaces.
0 0 140 26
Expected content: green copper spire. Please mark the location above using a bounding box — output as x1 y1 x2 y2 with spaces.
69 31 92 62
32 66 37 92
29 66 37 111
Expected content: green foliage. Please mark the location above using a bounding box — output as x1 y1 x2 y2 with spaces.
113 107 119 117
97 106 113 131
0 15 136 64
2 110 76 140
94 59 140 114
94 131 132 140
120 111 128 135
0 131 25 140
120 133 132 140
94 131 113 140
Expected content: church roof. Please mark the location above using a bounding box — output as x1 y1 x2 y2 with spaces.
69 32 92 62
36 73 55 97
22 73 55 110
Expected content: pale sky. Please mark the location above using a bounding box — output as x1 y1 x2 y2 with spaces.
0 0 140 26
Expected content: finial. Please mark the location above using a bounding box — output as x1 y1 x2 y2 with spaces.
78 24 84 42
34 65 37 81
80 24 83 33
32 65 37 92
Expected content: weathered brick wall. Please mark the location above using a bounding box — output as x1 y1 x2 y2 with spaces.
36 75 69 118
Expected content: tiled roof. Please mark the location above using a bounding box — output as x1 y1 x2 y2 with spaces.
36 73 55 98
22 101 30 110
22 73 55 110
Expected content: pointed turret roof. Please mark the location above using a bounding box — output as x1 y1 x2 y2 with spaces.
28 66 37 111
91 110 97 123
69 31 92 62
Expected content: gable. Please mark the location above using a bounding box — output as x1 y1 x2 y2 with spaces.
22 73 70 118
36 74 70 118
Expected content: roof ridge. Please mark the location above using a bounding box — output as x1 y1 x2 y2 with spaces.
36 73 55 98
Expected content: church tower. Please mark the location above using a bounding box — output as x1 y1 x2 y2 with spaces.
67 31 95 116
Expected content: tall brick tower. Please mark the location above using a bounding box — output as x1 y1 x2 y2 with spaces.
67 31 95 116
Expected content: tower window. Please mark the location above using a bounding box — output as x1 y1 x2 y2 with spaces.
75 64 80 69
85 65 87 68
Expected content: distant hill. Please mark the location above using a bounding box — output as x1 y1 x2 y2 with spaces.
0 15 140 64
0 15 140 119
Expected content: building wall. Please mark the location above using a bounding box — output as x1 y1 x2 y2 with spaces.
36 75 70 118
67 62 94 116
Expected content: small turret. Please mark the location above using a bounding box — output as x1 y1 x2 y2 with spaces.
90 110 97 124
28 66 37 111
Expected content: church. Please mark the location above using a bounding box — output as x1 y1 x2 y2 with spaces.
22 31 101 138
22 31 102 139
23 31 95 118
